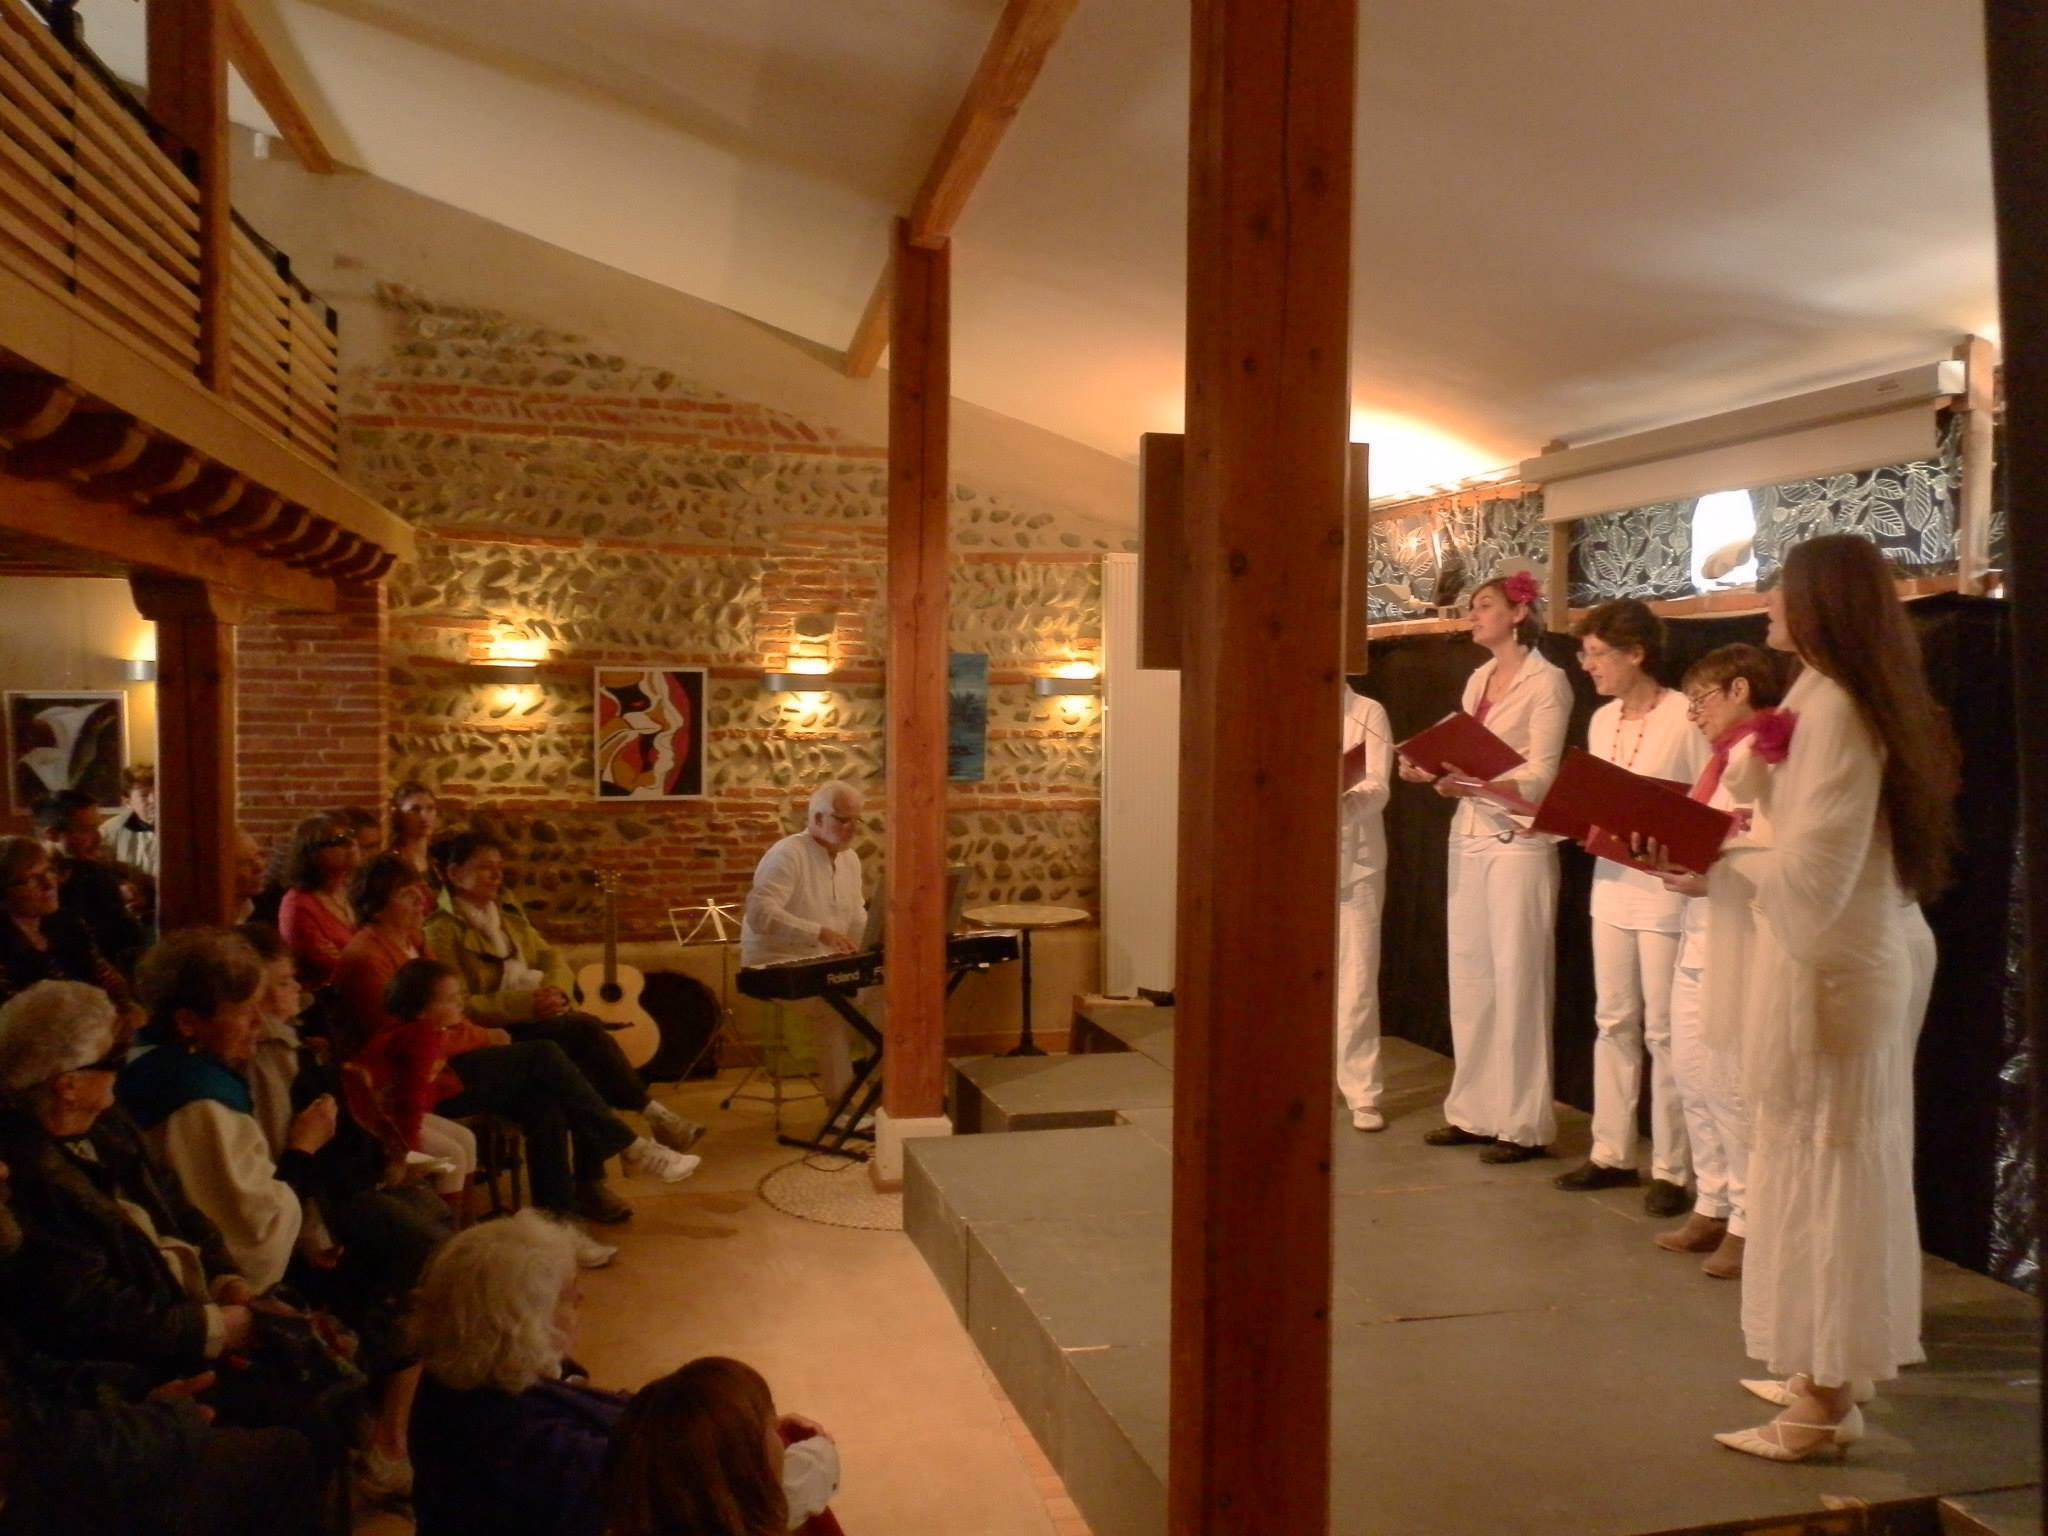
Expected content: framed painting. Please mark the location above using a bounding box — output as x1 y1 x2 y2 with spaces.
947 653 988 783
7 691 125 815
594 667 707 800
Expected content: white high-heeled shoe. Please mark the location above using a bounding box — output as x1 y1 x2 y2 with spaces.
1714 1406 1865 1463
1740 1374 1876 1408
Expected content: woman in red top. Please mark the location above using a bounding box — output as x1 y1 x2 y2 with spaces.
275 813 361 987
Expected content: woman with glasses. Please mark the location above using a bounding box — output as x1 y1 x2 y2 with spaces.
275 814 363 988
1706 536 1954 1462
1553 600 1708 1217
1648 644 1785 1279
0 836 126 1006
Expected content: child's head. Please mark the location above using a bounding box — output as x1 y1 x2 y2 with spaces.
605 1357 786 1536
237 923 306 1028
384 958 464 1027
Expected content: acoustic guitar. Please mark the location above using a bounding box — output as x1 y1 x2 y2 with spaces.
573 869 660 1069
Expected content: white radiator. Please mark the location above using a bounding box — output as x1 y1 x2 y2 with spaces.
1101 553 1180 995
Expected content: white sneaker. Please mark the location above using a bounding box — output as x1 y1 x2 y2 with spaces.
572 1228 618 1269
623 1138 702 1184
1351 1107 1386 1132
645 1101 706 1153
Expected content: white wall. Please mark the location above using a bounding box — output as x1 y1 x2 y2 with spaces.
1100 554 1179 995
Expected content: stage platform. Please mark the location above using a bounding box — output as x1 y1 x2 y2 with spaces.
908 1005 2040 1536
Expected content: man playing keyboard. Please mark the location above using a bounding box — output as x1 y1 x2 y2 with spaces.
741 780 869 1102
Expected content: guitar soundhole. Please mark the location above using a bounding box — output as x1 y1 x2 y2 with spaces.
601 983 623 1004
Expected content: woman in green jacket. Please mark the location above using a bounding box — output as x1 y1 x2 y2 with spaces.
421 831 703 1159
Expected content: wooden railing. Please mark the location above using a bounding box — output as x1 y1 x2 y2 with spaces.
0 0 339 468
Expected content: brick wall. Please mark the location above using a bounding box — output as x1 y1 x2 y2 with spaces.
333 286 1127 946
235 583 389 846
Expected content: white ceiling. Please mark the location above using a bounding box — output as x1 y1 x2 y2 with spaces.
77 0 2001 500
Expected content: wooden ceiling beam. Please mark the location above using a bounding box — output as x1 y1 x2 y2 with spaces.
5 412 149 479
0 475 335 609
224 1 337 174
843 0 1079 378
0 377 76 447
86 437 205 501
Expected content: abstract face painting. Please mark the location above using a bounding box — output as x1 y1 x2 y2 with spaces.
594 667 706 799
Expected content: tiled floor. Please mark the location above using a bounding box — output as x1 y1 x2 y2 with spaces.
361 1069 1084 1533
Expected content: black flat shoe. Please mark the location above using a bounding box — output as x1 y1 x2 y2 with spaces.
573 1181 634 1225
1479 1140 1549 1164
1553 1159 1639 1192
1423 1124 1494 1148
1643 1178 1692 1218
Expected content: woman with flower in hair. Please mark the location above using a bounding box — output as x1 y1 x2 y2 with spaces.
1708 534 1954 1462
1400 568 1573 1163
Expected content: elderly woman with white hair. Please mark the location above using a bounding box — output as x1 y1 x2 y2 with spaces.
740 780 871 1101
408 1209 623 1536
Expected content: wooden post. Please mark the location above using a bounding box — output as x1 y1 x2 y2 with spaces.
130 576 242 929
1979 0 2046 1478
1172 0 1353 1531
147 0 232 391
882 217 951 1120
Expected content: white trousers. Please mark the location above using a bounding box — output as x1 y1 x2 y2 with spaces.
1667 963 1747 1231
1589 919 1688 1182
1335 865 1386 1111
794 998 860 1104
1444 836 1558 1148
418 1113 478 1197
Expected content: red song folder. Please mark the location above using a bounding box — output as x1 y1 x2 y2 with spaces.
1530 748 1734 874
1395 711 1525 782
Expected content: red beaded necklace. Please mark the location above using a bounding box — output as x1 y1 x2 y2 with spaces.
1608 689 1663 770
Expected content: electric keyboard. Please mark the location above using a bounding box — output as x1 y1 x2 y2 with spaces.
737 929 1020 1001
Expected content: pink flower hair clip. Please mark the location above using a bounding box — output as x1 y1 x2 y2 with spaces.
1500 570 1541 609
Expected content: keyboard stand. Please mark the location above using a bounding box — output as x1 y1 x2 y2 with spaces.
776 988 883 1159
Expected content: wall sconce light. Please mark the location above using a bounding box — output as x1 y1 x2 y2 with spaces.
122 658 158 683
763 656 834 693
470 632 550 684
1030 664 1101 698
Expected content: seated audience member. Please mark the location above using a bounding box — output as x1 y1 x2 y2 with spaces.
388 780 443 881
233 828 267 925
0 835 125 1004
276 813 362 987
0 1153 329 1536
426 830 704 1154
103 764 159 879
335 806 384 860
33 789 146 972
408 1210 622 1536
118 930 335 1294
608 1357 842 1536
244 921 474 1217
0 981 361 1493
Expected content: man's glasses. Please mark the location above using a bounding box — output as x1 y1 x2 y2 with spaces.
68 1049 127 1077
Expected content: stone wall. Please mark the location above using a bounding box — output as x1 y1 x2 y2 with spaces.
350 286 1126 943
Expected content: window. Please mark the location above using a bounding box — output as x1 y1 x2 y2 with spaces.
1689 489 1758 592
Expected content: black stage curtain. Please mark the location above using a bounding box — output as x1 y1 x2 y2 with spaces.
1359 594 2017 1276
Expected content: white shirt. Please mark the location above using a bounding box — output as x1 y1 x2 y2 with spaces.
1341 690 1393 878
741 832 867 967
1586 689 1710 931
1451 646 1574 840
1677 733 1772 971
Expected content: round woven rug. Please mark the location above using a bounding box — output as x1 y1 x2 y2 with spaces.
756 1153 903 1231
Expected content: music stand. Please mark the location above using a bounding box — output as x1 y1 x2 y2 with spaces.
667 899 822 1128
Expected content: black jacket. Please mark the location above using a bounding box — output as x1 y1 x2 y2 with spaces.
0 1103 240 1376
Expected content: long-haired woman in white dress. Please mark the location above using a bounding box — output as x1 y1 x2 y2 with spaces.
1713 533 1956 1462
1400 571 1573 1162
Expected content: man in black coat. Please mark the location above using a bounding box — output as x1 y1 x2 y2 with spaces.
32 790 146 975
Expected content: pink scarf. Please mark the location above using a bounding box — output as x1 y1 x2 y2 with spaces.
1690 707 1794 803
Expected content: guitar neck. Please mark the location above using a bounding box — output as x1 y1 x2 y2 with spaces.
603 881 619 987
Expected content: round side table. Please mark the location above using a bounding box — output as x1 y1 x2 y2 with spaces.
964 902 1089 1057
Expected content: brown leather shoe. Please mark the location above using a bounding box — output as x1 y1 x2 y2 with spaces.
573 1181 633 1226
1702 1232 1745 1279
1653 1212 1728 1253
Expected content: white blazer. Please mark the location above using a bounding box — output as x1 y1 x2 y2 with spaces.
1451 645 1574 840
1341 690 1393 880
